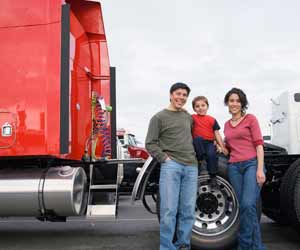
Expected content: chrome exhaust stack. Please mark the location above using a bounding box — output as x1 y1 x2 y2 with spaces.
0 166 87 217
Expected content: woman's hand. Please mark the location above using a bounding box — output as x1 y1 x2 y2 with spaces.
256 169 266 186
216 144 222 153
222 147 229 156
215 144 229 156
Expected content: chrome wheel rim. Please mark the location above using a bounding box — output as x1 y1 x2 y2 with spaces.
193 175 239 236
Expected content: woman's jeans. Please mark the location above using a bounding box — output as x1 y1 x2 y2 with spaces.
159 159 198 250
228 158 265 250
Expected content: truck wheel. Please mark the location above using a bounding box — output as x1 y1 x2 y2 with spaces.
191 175 239 250
280 159 300 228
155 175 239 250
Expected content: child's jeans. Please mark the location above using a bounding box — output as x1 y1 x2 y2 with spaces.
193 136 218 175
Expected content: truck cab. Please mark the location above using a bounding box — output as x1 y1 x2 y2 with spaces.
117 128 149 160
269 91 300 154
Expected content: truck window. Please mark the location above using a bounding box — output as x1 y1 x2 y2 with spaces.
294 93 300 102
118 136 124 145
128 135 137 146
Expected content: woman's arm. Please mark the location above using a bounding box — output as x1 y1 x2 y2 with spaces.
248 115 265 186
256 144 266 186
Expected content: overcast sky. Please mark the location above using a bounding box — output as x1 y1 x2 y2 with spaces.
100 0 300 142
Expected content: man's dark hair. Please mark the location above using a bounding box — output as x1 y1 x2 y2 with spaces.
224 87 249 113
169 82 191 96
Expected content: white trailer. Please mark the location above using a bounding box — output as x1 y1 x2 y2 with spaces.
262 91 300 228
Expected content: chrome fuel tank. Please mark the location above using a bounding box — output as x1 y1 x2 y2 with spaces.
0 166 87 217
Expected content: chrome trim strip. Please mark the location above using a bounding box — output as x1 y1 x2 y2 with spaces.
131 156 154 204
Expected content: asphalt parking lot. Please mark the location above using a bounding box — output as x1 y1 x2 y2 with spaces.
0 196 299 250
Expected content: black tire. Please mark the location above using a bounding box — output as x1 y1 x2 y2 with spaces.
217 154 229 180
280 159 300 228
294 164 300 231
262 209 281 224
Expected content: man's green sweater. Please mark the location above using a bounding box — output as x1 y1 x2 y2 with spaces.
145 109 197 166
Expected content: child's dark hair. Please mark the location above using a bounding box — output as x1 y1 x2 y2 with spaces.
224 88 248 113
192 96 209 109
169 82 191 96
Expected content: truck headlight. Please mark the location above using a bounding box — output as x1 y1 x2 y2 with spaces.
2 123 12 137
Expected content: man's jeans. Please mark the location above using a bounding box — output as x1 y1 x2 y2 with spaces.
159 159 198 250
228 158 265 250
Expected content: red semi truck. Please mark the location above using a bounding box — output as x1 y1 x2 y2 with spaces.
0 1 257 249
0 0 118 218
3 1 300 250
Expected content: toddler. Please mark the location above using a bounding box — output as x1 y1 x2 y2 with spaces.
192 96 226 187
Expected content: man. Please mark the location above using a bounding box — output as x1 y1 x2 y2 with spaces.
145 82 198 250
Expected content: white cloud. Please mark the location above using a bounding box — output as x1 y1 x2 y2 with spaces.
101 0 300 141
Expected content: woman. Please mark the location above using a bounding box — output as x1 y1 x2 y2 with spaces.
223 88 266 250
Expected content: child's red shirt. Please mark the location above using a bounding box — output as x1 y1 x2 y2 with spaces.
192 114 220 141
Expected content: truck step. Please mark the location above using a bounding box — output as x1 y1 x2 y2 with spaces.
89 184 117 190
86 204 116 219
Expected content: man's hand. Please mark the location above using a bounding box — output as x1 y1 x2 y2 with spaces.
164 155 171 162
256 169 266 186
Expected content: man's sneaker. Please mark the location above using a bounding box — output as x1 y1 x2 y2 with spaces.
210 175 218 189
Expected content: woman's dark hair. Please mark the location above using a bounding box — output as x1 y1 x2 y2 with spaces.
224 88 248 113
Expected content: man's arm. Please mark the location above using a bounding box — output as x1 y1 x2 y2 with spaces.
145 115 168 163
